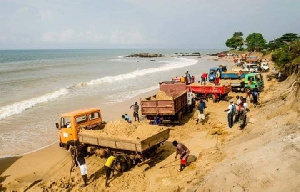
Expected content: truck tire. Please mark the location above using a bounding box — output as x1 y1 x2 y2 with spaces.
177 112 183 124
116 155 128 172
208 94 216 103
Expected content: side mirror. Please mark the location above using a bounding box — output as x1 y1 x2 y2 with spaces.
55 123 59 129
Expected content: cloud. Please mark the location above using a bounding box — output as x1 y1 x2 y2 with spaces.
41 28 104 43
110 29 146 44
39 10 56 22
16 7 29 14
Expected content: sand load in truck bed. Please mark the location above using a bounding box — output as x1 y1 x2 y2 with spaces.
80 120 167 141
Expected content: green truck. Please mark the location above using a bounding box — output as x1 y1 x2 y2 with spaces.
231 73 264 92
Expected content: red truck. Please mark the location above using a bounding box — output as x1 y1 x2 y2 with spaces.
141 82 194 124
186 83 231 102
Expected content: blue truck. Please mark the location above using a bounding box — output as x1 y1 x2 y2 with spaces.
208 67 246 82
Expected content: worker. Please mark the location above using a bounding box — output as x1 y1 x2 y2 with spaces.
224 100 235 128
122 114 132 123
180 76 185 83
185 71 191 85
70 146 88 187
215 69 220 85
201 73 208 85
196 99 206 125
104 155 116 187
238 70 242 80
153 116 162 125
130 102 139 122
173 140 190 172
252 85 259 107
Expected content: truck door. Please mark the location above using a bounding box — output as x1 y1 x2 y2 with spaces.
59 117 74 144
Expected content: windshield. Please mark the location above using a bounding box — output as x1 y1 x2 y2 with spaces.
61 117 71 128
76 115 88 125
209 70 215 75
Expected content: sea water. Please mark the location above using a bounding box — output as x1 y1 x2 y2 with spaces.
0 49 225 157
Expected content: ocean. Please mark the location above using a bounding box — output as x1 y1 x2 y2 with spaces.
0 49 226 157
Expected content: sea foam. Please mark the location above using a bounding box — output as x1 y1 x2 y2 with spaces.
85 58 198 85
107 85 159 103
0 58 198 120
0 88 69 120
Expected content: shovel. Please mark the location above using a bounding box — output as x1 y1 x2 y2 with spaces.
159 159 177 169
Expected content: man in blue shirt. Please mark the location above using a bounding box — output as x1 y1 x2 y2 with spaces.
196 99 206 125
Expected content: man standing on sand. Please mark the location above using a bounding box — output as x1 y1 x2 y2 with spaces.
252 86 259 107
196 99 206 125
70 146 88 187
224 100 234 128
173 140 190 172
130 102 139 122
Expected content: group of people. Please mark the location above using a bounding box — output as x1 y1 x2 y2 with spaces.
69 139 191 188
225 95 248 129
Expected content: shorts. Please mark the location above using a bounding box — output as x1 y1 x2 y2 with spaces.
79 164 87 175
197 110 205 120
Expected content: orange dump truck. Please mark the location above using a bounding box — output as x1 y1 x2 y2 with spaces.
55 108 170 170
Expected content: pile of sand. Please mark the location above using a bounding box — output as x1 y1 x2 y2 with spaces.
80 120 167 140
153 91 173 100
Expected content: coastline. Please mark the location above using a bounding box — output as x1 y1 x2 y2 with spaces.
2 55 298 191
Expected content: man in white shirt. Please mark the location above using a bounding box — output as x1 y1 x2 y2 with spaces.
225 100 234 128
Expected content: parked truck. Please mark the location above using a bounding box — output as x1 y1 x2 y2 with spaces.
186 83 231 102
141 82 194 124
230 73 264 92
56 108 170 171
208 67 246 82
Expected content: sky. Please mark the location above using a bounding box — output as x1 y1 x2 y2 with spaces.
0 0 299 50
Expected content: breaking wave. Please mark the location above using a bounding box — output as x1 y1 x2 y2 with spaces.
0 88 69 120
0 58 198 120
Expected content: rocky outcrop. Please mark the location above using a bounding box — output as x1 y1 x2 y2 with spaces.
126 53 164 58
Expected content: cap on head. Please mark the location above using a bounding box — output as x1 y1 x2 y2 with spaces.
172 140 178 146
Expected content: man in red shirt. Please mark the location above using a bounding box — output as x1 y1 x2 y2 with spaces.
201 73 208 85
173 140 190 172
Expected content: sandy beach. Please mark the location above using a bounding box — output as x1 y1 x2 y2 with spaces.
1 56 299 192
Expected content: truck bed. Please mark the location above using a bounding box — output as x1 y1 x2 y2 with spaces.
78 128 170 152
141 91 187 116
187 83 231 94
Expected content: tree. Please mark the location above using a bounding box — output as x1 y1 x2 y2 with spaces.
245 33 266 52
272 40 300 75
225 32 244 50
267 33 299 51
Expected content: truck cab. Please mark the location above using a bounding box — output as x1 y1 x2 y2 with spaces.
261 62 269 72
244 73 264 91
56 108 102 149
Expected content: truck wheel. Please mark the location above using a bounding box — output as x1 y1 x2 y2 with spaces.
208 94 216 103
177 112 183 124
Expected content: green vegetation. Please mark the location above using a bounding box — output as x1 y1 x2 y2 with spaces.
225 32 299 76
272 40 300 75
245 33 266 52
267 33 299 51
225 32 244 50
